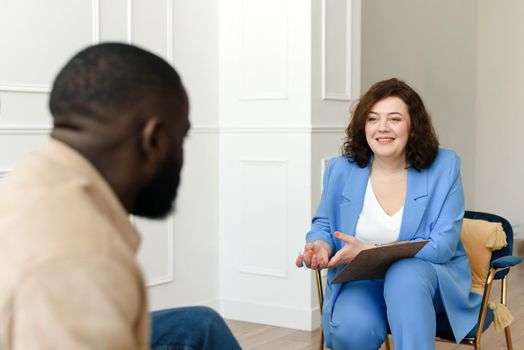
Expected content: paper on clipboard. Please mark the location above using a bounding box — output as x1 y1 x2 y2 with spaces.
331 240 429 284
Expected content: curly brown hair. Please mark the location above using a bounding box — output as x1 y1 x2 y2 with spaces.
343 78 439 170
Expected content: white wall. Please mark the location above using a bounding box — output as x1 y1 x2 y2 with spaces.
218 0 315 330
311 0 362 208
360 0 523 234
145 0 221 311
476 0 524 233
0 0 221 312
360 0 478 207
217 0 361 330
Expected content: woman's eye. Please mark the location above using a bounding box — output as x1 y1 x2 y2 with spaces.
390 117 401 123
367 116 377 122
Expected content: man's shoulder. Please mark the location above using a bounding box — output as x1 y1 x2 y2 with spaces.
1 145 138 256
0 164 139 286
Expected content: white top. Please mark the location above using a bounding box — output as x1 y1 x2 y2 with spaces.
355 179 403 245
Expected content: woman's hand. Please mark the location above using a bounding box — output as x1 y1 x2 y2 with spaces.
327 231 373 268
296 240 332 270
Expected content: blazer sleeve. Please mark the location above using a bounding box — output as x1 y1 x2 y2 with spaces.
415 153 465 264
305 158 336 253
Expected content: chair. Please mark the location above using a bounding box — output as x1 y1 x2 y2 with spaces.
314 211 522 350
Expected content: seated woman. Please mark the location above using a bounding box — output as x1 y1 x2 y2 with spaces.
296 78 482 350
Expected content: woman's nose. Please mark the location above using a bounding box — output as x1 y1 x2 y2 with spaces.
378 119 390 132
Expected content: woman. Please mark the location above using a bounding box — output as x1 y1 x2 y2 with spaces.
296 78 481 350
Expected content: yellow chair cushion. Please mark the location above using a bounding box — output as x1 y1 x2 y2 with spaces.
460 218 507 295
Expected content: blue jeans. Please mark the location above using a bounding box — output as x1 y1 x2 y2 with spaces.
150 306 241 350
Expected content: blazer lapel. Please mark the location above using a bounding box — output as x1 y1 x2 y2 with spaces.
398 167 428 241
339 163 370 249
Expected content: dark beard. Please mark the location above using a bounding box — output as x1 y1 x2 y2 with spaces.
132 157 181 219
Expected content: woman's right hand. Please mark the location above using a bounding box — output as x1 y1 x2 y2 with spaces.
296 240 332 270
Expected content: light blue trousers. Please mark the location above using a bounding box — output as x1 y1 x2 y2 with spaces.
326 258 444 350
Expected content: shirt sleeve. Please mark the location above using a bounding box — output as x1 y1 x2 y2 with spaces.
12 255 144 350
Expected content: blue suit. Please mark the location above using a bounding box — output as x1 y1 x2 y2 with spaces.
307 149 482 348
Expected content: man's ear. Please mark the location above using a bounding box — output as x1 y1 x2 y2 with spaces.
139 117 168 167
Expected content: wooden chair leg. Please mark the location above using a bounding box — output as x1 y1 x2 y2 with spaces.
504 326 513 350
384 335 392 350
318 325 324 350
501 276 513 350
315 270 325 349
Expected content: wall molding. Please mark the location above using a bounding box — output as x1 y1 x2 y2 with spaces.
321 0 352 101
221 126 311 134
320 157 331 191
216 125 346 134
513 224 520 238
312 125 346 134
238 266 288 279
0 0 101 94
238 158 289 279
0 125 346 136
146 219 174 287
131 215 175 288
126 0 132 43
126 0 174 63
91 0 100 44
188 126 221 134
165 0 174 64
0 84 51 94
239 0 289 101
220 298 320 331
188 125 346 134
0 125 52 135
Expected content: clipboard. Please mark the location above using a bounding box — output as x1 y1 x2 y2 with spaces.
331 240 429 284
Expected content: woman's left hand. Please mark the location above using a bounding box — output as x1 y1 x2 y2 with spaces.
327 231 373 268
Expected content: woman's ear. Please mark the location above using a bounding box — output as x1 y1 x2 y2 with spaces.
139 117 168 167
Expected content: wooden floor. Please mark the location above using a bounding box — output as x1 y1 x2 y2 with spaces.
226 241 524 350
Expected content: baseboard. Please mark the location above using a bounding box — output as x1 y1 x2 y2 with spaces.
219 298 321 331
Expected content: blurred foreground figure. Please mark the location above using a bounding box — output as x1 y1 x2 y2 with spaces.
0 43 240 350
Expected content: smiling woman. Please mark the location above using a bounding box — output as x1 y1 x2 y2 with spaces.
364 97 411 216
344 78 439 172
365 97 411 162
297 78 483 350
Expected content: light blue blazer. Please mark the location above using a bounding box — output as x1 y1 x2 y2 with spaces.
307 148 482 342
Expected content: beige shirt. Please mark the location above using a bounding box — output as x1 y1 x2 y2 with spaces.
0 139 149 349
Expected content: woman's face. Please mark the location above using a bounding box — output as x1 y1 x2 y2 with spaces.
365 96 411 162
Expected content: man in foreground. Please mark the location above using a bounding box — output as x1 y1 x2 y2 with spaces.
0 43 240 349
